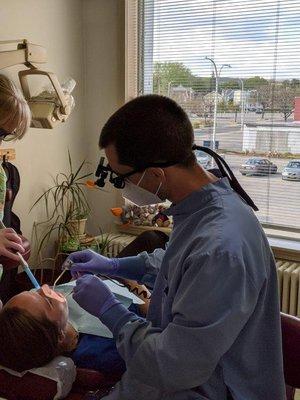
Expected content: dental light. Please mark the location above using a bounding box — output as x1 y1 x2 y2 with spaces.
0 39 75 129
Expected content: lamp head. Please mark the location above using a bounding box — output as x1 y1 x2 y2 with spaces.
19 70 75 129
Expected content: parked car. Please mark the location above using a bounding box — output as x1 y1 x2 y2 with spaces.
187 112 199 119
239 158 278 176
282 160 300 181
195 150 211 169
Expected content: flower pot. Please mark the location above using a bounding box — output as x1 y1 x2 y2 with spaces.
67 218 87 238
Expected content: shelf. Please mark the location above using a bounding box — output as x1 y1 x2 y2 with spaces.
115 222 171 236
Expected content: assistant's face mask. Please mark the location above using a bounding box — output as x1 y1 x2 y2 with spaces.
122 170 163 206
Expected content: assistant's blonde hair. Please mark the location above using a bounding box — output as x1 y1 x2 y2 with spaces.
0 74 31 140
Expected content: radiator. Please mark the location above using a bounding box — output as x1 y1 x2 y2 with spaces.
276 259 300 316
102 233 136 258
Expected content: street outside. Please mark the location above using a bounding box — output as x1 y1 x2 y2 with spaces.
194 111 300 229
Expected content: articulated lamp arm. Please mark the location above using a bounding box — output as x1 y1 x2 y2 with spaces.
0 39 47 70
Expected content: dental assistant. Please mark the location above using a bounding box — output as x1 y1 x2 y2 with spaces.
68 95 285 400
0 74 30 261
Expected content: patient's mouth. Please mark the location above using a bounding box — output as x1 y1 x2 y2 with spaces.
41 284 66 303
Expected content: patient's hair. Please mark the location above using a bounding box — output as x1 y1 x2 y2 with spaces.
0 307 59 372
0 74 31 140
99 94 196 168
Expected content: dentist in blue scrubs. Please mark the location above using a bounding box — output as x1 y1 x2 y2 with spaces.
67 95 285 399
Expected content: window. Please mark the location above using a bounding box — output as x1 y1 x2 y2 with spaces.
133 0 300 231
287 161 300 168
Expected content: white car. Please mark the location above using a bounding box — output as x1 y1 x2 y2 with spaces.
195 150 210 169
282 160 300 181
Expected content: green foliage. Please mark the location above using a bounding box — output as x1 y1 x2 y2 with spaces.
153 62 300 122
153 62 194 94
32 151 92 221
60 237 80 253
153 62 215 94
219 80 240 90
191 76 215 92
244 76 269 89
31 151 94 255
290 79 300 88
60 231 123 256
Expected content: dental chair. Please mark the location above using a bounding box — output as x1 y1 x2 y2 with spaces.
1 312 298 399
0 158 116 400
0 366 121 400
281 312 300 400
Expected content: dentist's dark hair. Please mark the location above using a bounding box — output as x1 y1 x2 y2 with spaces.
99 94 258 211
99 94 196 168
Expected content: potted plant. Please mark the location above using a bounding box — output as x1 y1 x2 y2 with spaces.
31 151 93 256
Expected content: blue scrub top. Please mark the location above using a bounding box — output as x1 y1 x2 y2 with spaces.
104 178 286 400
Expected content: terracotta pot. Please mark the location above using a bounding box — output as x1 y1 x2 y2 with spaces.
67 218 87 237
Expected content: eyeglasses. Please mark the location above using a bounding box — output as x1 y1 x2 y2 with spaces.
0 128 17 142
94 156 177 189
95 159 139 189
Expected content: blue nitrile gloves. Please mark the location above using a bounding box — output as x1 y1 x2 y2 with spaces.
65 249 146 281
73 275 120 316
73 275 138 335
66 250 119 277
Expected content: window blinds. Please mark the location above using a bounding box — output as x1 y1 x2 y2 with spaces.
135 0 300 230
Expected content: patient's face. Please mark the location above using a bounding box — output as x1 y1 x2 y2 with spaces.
4 285 68 331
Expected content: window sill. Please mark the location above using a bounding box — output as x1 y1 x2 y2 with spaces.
116 223 300 262
264 228 300 261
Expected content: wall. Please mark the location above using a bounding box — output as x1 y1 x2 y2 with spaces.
82 0 125 235
0 0 86 241
0 0 125 245
243 124 300 153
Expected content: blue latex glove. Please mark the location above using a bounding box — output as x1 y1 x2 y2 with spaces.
65 250 119 278
65 249 146 281
73 275 120 317
73 275 139 336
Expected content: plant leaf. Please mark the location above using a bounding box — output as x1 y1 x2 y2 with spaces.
68 149 73 174
73 159 86 181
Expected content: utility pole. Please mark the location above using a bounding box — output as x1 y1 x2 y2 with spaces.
238 78 245 130
204 57 231 156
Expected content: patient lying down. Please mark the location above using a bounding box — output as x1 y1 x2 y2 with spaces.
0 285 126 374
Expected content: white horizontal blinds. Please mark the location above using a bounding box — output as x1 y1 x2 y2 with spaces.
139 0 300 230
125 0 139 100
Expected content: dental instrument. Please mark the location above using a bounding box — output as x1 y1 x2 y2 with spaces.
0 220 40 289
53 268 68 290
16 251 41 289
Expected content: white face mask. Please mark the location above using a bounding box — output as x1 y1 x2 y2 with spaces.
122 171 163 206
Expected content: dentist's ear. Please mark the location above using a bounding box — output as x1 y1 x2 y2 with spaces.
0 299 2 310
148 167 166 182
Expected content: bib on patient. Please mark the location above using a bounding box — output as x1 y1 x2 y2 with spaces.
55 279 143 338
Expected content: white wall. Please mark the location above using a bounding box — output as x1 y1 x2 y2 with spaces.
243 124 300 153
0 0 86 240
0 0 125 243
82 0 125 235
